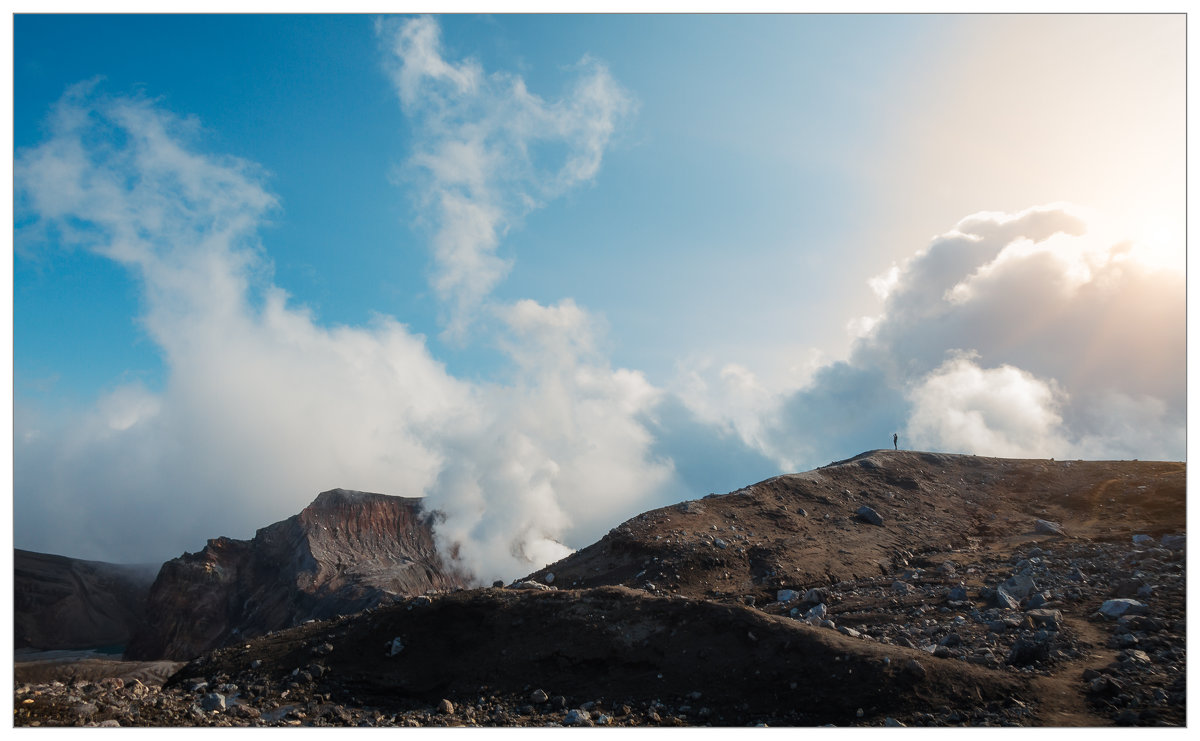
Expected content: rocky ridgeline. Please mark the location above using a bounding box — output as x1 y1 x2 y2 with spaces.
125 489 469 661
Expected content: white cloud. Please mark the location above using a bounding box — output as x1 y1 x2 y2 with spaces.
13 29 668 585
377 16 634 338
750 203 1183 469
377 15 481 109
905 352 1070 459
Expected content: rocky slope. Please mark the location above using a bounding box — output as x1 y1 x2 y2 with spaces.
14 549 158 651
523 451 1184 601
123 489 469 661
15 452 1186 727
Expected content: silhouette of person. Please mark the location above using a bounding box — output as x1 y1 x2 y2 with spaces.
893 433 898 450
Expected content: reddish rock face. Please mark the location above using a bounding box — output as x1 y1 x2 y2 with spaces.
125 490 468 661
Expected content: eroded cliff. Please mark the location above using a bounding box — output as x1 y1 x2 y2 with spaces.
124 489 467 660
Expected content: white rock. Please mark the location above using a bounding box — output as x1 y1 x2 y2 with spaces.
1098 598 1147 618
564 709 591 725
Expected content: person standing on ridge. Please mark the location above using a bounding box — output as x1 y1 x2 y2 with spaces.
893 433 898 450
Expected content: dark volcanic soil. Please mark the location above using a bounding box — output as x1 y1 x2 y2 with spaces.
161 585 1031 727
13 451 1186 727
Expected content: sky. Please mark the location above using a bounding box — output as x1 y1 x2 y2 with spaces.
7 11 1188 582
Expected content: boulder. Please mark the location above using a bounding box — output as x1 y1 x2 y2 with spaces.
1026 591 1051 610
564 709 593 726
802 588 830 605
1098 599 1148 619
1111 578 1144 598
1007 635 1051 665
1034 519 1065 536
855 506 884 526
1001 574 1037 600
200 693 226 712
1088 676 1123 695
776 589 800 603
989 585 1021 610
511 581 552 591
1160 534 1185 550
1024 609 1063 631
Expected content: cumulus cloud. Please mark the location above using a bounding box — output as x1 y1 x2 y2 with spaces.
905 352 1070 458
752 204 1185 466
13 28 664 583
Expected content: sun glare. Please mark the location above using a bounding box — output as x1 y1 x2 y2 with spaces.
1106 208 1185 274
1066 202 1185 276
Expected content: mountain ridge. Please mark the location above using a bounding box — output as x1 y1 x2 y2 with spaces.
123 488 469 660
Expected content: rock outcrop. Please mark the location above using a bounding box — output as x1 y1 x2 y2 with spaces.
124 489 468 660
14 549 158 651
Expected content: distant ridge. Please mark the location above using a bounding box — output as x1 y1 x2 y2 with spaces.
14 549 158 651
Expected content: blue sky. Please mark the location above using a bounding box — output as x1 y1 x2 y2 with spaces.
14 13 951 396
10 13 1187 579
